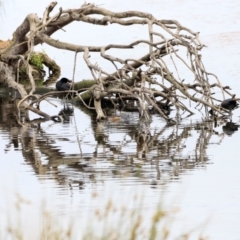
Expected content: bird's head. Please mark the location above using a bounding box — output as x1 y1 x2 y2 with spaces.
60 78 72 83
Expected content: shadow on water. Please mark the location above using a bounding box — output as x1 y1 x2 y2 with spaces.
0 97 238 192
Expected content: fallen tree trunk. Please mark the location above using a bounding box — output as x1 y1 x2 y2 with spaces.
0 2 237 123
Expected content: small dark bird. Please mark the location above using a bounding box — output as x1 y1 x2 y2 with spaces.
221 99 238 112
56 78 72 91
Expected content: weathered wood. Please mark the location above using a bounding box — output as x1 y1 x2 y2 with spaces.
0 2 236 123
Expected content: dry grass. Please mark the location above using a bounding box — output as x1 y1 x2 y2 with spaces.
0 193 208 240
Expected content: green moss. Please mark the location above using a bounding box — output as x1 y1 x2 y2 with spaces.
30 53 43 69
36 80 44 86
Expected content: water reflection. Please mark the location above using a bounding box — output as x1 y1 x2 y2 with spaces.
0 98 230 192
222 121 239 136
51 104 74 123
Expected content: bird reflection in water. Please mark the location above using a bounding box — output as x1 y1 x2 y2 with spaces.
51 103 74 123
58 105 74 122
222 122 239 136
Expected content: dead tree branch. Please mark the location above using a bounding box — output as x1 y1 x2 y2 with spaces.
0 2 236 123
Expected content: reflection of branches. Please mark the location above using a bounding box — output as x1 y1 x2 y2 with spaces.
195 122 213 162
0 99 233 189
90 113 215 181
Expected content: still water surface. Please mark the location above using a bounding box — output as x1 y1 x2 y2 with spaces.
1 0 240 239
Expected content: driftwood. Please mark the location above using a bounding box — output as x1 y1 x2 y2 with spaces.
0 2 237 123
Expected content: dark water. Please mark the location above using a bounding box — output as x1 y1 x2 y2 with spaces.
1 0 240 239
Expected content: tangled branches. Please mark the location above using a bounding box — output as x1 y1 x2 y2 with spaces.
0 2 236 123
